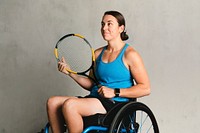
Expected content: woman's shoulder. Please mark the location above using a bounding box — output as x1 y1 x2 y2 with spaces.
94 45 107 58
125 44 142 61
125 44 138 56
95 46 104 52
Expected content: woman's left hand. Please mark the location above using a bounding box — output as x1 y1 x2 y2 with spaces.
98 86 115 98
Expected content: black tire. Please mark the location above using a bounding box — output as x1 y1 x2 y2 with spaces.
108 102 159 133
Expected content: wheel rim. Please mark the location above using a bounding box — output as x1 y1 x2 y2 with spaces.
109 102 159 133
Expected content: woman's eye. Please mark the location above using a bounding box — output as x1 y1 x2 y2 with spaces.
108 23 113 26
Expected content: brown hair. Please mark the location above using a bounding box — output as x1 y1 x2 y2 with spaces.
104 11 129 41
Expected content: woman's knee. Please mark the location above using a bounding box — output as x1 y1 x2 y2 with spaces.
62 98 78 113
46 96 61 110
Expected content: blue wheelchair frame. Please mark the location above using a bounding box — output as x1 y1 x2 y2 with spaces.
42 101 159 133
44 123 108 133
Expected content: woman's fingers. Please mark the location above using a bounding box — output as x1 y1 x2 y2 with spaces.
57 59 69 75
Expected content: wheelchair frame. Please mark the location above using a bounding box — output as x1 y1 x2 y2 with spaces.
41 101 159 133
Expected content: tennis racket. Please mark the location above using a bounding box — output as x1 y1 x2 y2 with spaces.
54 33 100 87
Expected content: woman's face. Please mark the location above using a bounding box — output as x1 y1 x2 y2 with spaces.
101 15 124 42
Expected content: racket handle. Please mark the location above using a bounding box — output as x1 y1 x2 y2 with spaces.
97 84 102 88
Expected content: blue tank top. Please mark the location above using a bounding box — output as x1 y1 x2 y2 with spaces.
90 44 134 102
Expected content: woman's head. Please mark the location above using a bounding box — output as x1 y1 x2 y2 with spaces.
101 11 129 41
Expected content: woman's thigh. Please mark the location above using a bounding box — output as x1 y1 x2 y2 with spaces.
63 97 107 117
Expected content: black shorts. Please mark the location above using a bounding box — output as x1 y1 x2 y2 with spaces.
78 95 116 112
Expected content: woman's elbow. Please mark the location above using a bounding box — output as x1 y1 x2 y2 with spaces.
144 85 151 96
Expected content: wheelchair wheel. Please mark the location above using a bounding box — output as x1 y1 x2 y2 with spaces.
108 102 159 133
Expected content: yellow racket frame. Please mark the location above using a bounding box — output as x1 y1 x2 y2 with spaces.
54 33 95 74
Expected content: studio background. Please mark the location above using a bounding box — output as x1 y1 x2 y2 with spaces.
0 0 199 132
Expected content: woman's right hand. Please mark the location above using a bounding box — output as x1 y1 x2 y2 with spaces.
58 57 71 75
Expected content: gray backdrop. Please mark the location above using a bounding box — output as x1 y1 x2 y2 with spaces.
0 0 199 132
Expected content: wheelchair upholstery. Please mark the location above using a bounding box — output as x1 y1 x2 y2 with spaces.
83 102 128 128
83 98 136 130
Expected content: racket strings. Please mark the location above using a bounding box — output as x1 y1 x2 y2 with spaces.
57 36 93 73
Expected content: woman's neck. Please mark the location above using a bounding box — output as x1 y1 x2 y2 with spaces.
107 39 125 52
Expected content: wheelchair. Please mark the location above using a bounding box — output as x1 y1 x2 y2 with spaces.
40 99 159 133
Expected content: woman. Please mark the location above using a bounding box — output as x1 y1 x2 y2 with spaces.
47 11 150 133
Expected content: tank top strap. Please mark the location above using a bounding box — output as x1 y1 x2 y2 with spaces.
117 43 129 60
97 46 107 61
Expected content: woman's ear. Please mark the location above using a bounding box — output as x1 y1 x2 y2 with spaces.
119 25 125 33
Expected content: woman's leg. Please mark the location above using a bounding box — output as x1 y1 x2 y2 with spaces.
62 98 107 133
46 96 75 133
